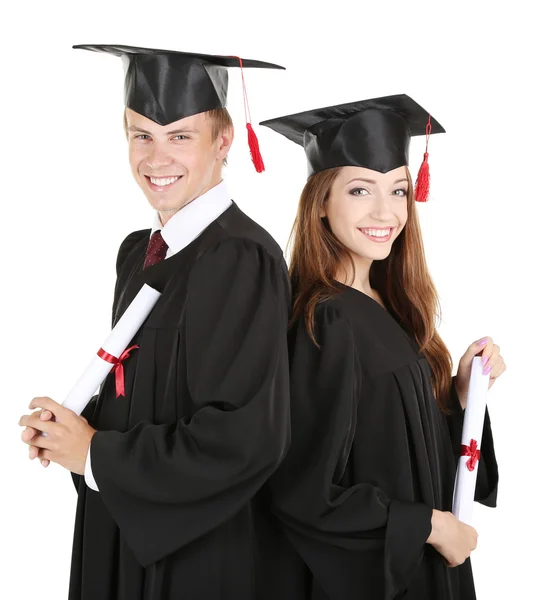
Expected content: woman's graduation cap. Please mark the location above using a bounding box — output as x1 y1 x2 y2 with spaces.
260 94 445 200
74 44 286 172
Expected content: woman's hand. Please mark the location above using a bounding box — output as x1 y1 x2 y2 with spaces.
427 509 478 567
454 337 506 409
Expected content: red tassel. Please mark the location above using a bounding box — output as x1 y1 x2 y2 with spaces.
414 115 432 202
247 122 265 173
415 152 430 202
232 55 265 173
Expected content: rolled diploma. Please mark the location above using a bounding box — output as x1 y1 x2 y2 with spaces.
452 356 491 525
61 284 161 415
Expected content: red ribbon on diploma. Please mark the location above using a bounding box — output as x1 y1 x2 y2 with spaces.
97 345 139 398
461 439 481 472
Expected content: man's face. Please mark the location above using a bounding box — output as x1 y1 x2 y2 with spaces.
126 108 233 222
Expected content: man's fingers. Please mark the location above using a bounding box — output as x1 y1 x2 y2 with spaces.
23 432 55 450
31 447 52 466
40 410 54 421
20 410 46 439
28 397 64 417
21 427 39 443
35 448 53 464
19 414 58 435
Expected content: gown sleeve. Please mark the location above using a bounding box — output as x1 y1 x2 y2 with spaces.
88 237 291 567
446 377 498 507
269 303 433 600
72 232 147 492
71 396 99 492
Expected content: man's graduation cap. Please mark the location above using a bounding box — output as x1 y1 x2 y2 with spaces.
260 94 445 200
74 44 285 172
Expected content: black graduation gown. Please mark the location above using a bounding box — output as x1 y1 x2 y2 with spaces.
269 284 498 600
69 202 308 600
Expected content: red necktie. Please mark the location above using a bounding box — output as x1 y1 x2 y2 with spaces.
144 230 169 269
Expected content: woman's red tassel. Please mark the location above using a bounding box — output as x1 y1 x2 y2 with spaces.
247 122 265 173
415 151 430 202
414 116 432 202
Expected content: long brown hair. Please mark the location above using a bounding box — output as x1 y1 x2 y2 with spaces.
289 166 453 412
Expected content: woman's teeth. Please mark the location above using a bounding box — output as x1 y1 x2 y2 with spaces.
357 227 395 243
360 228 391 237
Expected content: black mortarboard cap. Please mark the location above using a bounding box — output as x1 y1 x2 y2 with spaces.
260 94 445 198
74 44 284 125
74 44 285 172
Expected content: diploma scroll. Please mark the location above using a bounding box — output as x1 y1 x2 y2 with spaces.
61 284 161 415
452 356 491 525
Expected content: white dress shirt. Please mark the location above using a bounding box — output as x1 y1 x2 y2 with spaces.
85 181 232 491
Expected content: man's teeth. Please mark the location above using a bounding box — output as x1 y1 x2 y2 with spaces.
361 228 391 237
150 176 180 186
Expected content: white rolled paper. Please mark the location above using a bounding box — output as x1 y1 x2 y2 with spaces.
61 284 161 415
452 356 491 525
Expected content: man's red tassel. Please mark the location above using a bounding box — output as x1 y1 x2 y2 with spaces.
415 152 430 202
232 55 265 173
247 123 265 173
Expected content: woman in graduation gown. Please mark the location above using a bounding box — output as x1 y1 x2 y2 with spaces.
260 95 505 599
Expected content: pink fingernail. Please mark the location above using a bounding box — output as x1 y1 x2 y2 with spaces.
484 365 492 375
482 355 489 367
478 338 488 347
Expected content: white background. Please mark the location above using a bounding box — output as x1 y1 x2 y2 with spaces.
2 0 535 597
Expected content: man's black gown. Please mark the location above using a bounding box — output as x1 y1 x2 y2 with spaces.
269 284 498 600
69 203 307 600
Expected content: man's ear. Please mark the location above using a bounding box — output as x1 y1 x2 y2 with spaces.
216 126 234 161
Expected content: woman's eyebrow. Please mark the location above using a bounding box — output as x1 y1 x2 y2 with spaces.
347 177 408 185
347 177 377 185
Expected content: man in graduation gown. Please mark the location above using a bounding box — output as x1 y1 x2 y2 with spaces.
18 45 307 600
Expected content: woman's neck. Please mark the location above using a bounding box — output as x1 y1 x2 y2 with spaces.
335 254 374 295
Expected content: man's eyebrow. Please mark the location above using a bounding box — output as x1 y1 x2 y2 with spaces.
127 125 151 134
166 128 199 135
126 126 199 135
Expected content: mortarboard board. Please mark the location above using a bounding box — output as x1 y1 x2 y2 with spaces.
260 94 445 200
74 44 285 172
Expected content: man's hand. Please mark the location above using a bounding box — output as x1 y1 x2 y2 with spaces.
22 409 56 467
19 397 96 475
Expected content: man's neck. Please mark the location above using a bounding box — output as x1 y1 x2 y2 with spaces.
158 178 224 227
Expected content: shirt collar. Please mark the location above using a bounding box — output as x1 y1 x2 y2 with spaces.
151 180 232 257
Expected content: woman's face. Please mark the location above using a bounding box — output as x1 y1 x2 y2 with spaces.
322 165 409 262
